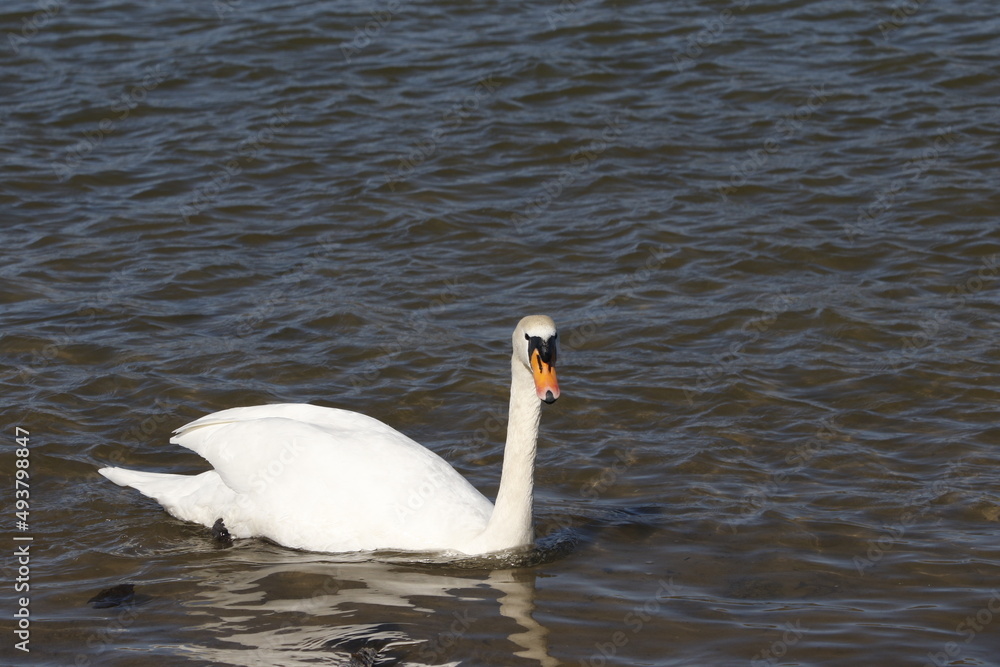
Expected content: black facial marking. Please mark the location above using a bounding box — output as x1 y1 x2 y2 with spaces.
526 334 557 366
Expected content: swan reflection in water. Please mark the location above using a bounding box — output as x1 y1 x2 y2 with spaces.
176 548 559 666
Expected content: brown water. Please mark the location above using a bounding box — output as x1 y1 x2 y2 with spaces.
3 0 1000 665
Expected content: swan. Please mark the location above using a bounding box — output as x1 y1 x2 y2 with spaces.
99 315 560 556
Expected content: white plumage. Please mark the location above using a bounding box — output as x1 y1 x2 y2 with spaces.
99 315 560 556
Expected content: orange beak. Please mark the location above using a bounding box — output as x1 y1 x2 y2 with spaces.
531 349 560 404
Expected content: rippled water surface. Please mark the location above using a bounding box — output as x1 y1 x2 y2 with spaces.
3 0 1000 665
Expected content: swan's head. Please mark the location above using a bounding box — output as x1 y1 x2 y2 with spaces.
513 315 559 404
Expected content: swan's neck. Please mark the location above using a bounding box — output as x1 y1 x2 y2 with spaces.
470 356 540 553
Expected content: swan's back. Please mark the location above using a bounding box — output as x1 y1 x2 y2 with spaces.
105 404 493 553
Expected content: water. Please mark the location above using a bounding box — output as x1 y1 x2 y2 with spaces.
3 0 1000 664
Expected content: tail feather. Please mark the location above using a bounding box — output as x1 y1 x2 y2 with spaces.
98 467 235 529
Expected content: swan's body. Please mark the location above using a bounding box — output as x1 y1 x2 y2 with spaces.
99 315 559 556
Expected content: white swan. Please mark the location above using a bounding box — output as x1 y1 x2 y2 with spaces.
99 315 560 556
